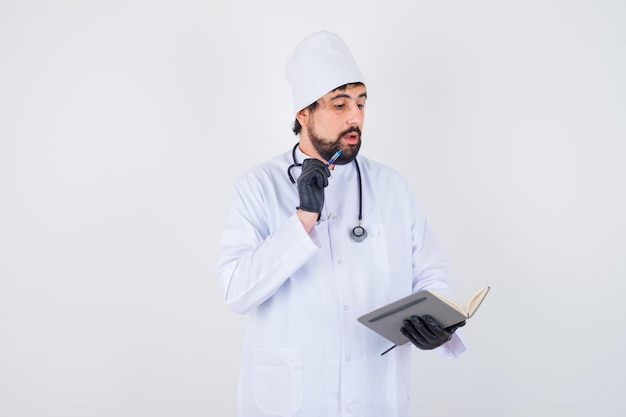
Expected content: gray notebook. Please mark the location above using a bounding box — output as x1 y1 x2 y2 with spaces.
357 287 490 345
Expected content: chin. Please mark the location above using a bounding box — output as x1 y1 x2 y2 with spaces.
337 145 360 164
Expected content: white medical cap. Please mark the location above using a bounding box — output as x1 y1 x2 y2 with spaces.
285 31 365 115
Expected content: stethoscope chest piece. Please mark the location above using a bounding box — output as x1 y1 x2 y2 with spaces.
350 225 367 242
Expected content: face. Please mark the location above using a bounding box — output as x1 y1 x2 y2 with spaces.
300 84 367 165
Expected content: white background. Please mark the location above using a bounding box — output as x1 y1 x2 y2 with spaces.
1 1 625 416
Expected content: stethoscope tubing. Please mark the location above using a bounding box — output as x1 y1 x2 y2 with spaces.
287 143 366 242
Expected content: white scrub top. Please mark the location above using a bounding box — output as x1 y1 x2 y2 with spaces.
216 147 466 417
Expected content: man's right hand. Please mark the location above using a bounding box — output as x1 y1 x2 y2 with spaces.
297 158 330 219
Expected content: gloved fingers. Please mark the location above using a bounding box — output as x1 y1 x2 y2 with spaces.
312 169 329 188
411 315 444 342
401 327 425 349
301 159 331 174
298 170 325 187
401 319 430 348
445 320 466 333
297 159 330 215
403 316 460 350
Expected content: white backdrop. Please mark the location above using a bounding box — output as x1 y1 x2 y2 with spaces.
1 1 625 416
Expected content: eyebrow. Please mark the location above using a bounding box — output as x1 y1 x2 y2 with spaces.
330 92 368 101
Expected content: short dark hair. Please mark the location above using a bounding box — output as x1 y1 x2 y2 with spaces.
291 82 364 136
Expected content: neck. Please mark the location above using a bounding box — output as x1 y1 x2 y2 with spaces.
297 134 322 160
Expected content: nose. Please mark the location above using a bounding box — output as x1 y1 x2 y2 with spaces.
346 103 363 126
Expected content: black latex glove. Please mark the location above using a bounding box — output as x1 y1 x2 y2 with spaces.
296 158 331 217
401 315 466 350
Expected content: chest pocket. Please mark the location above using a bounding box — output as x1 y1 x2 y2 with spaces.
370 223 404 272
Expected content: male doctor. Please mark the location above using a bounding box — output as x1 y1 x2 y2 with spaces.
216 31 466 417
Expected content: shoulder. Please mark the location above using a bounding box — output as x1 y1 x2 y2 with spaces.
357 154 427 216
234 149 293 191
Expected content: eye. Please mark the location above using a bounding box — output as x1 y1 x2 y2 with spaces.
335 103 345 109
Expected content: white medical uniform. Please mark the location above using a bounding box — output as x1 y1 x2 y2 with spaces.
216 147 466 417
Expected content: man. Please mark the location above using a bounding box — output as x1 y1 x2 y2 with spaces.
216 31 466 417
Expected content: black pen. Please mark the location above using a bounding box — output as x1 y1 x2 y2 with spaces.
380 344 397 356
326 149 342 166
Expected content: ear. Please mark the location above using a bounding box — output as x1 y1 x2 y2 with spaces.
295 108 309 127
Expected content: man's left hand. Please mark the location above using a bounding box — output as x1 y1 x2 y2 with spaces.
401 315 465 350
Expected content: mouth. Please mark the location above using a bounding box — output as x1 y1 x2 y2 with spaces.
342 131 360 144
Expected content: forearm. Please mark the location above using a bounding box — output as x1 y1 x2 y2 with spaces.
216 214 319 314
408 197 467 356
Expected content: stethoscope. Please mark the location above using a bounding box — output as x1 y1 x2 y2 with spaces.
287 143 368 242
